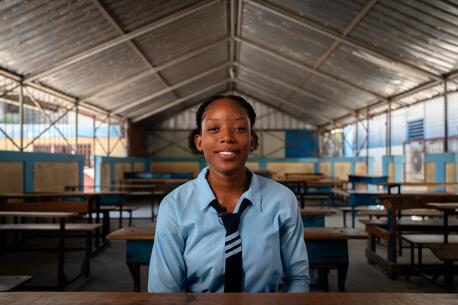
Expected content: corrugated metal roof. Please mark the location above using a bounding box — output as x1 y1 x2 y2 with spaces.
0 0 456 131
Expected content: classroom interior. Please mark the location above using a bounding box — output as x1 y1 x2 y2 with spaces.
0 0 457 303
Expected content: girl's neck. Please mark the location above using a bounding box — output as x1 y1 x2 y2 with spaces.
207 168 250 212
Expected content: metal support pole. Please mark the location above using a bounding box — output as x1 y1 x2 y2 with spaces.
19 83 24 151
355 112 359 157
444 80 448 153
75 100 79 155
107 114 111 157
92 115 96 174
366 110 370 170
386 101 392 156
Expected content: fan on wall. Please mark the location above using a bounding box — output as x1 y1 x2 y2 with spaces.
404 140 424 182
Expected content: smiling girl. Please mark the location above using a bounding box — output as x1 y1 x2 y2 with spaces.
148 95 310 292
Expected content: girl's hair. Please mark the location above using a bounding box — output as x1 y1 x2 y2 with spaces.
188 94 259 154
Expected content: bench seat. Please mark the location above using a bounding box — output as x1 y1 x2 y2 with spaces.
0 275 32 292
0 223 101 232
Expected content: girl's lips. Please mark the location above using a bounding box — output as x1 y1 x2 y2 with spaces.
216 150 240 160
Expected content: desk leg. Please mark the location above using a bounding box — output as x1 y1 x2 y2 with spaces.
82 232 92 277
351 207 356 228
337 264 348 292
57 218 68 290
386 208 397 264
444 260 455 293
127 263 141 292
318 269 329 292
443 212 449 243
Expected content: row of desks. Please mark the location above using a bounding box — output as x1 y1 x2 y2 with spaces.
1 292 456 305
107 208 366 292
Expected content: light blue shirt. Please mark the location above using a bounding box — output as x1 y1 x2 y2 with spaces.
148 168 310 292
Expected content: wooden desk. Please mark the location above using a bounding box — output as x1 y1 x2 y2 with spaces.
347 190 387 228
426 203 458 243
379 182 458 194
300 207 336 227
275 178 341 208
0 211 82 290
428 243 458 293
348 175 388 190
304 228 366 292
0 292 456 305
107 227 155 292
367 194 458 278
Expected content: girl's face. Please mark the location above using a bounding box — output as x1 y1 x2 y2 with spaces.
194 98 254 176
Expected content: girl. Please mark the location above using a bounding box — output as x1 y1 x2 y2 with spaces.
148 95 309 292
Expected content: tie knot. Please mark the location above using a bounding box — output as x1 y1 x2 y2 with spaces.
210 198 251 233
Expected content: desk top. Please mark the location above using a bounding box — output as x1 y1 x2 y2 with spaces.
379 182 458 187
428 243 458 261
2 292 454 305
0 211 78 218
300 207 336 216
303 228 367 240
0 191 128 199
426 202 458 210
107 226 155 241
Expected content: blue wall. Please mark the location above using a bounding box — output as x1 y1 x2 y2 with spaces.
285 130 318 158
0 150 84 192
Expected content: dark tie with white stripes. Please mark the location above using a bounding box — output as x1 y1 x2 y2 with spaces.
210 198 251 292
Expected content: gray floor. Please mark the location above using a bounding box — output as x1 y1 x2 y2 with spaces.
1 205 456 293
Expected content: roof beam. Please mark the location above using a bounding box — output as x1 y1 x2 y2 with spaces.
0 66 123 120
286 0 378 100
235 90 318 130
81 38 229 101
90 0 179 101
112 63 229 115
247 0 442 81
234 77 333 122
24 0 220 82
234 62 354 112
235 37 384 100
132 79 229 122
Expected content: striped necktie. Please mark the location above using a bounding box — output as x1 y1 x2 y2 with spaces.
210 198 251 292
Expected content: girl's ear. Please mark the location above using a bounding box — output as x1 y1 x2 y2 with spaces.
250 134 256 152
194 133 203 152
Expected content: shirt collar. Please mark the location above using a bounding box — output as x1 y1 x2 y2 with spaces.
196 167 263 212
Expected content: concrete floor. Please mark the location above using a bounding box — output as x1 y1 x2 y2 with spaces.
1 205 456 293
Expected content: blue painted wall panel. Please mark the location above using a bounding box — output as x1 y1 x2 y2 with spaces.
285 130 318 158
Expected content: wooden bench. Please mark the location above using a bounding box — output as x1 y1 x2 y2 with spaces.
0 275 32 292
427 243 458 292
0 208 101 290
98 205 137 227
107 227 154 292
402 234 458 283
300 207 336 227
303 228 367 292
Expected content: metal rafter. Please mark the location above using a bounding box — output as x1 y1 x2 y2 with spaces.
229 0 236 91
234 62 354 112
235 89 318 129
132 79 229 122
235 37 384 100
112 63 229 115
24 87 76 153
246 0 442 81
0 67 123 121
234 77 332 122
285 0 378 100
24 0 220 82
80 38 229 101
90 0 179 102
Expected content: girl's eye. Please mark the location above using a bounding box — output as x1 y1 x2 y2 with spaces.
235 127 247 131
207 127 219 132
